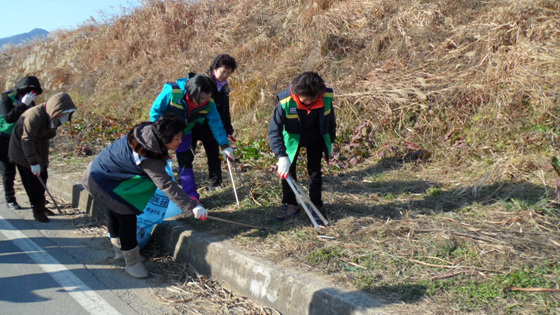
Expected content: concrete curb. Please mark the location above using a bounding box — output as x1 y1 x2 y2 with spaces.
47 172 385 314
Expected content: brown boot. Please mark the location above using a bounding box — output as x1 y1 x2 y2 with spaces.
110 238 124 261
32 205 49 222
122 246 149 279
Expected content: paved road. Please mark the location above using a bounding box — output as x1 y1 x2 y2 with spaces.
0 198 179 315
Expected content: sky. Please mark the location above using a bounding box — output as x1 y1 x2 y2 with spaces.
0 0 141 39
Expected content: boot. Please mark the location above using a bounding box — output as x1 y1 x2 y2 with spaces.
122 246 149 279
110 238 124 261
178 167 200 199
32 204 49 222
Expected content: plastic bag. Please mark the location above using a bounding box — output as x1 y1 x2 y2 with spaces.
136 159 184 248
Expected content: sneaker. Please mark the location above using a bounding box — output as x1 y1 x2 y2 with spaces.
44 208 56 216
275 203 300 220
208 185 223 191
7 201 21 209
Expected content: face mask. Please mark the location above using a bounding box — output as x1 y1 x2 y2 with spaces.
59 113 70 125
51 111 73 128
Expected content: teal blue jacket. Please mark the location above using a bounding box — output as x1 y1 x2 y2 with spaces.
149 77 229 147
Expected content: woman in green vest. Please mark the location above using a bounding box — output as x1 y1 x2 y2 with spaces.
0 76 43 210
268 72 336 222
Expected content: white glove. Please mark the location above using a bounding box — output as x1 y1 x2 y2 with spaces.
192 204 208 220
21 92 37 105
31 164 41 176
222 147 235 161
276 156 291 179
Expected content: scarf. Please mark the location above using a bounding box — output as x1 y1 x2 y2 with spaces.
290 85 325 114
213 72 227 92
185 93 207 115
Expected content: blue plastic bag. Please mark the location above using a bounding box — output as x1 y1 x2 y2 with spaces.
136 159 184 248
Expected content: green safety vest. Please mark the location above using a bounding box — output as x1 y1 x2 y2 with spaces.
280 90 334 163
168 82 212 134
0 92 18 135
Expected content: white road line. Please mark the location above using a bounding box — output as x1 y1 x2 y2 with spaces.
0 214 120 315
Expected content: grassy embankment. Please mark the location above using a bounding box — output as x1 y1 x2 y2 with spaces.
1 0 559 313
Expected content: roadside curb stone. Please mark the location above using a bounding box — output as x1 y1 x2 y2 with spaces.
48 171 386 314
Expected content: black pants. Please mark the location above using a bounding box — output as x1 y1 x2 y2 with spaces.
282 140 324 208
16 164 47 207
178 122 222 187
106 209 138 251
0 136 17 203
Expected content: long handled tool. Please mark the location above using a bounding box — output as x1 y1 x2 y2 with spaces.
207 215 266 230
37 176 62 214
225 158 240 207
229 159 257 205
286 176 328 232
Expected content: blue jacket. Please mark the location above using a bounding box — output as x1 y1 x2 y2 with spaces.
149 77 229 147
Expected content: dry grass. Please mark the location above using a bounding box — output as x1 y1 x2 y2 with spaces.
3 0 560 313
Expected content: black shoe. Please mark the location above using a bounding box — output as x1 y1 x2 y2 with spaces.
33 212 49 222
7 201 21 209
44 208 55 216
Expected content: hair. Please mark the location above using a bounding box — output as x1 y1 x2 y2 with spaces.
291 72 326 98
184 74 214 104
209 54 237 72
128 114 185 159
153 113 186 144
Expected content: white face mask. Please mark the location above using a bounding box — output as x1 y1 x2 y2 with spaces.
50 111 74 128
59 113 70 125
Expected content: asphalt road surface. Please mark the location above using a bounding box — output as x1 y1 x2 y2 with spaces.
0 198 180 315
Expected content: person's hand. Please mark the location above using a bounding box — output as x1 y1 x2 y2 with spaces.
21 92 37 105
276 156 291 179
227 135 237 142
192 204 208 220
222 147 235 161
31 164 41 177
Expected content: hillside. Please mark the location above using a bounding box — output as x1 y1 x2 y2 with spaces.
1 0 559 313
0 28 49 50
